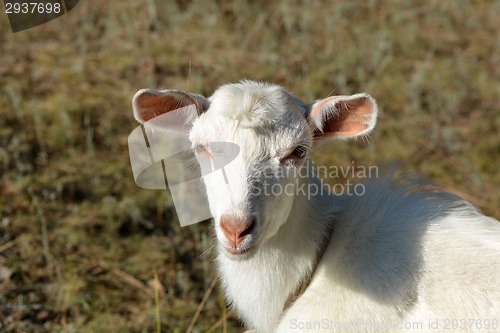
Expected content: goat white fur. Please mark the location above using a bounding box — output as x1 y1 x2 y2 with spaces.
132 81 500 332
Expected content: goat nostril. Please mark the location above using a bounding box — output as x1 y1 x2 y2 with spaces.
240 219 256 238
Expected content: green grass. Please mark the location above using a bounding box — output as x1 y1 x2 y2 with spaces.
0 0 499 332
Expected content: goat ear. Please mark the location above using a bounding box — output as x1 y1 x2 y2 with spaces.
132 89 209 123
308 93 377 141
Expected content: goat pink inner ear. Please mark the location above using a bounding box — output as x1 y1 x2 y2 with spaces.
135 93 188 122
310 94 376 140
314 107 368 139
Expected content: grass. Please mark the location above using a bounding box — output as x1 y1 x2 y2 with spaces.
0 0 499 332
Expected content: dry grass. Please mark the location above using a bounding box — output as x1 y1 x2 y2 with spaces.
0 0 499 332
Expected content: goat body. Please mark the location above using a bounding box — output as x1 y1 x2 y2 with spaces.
132 81 500 332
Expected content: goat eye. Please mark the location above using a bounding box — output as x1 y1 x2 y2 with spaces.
193 144 207 154
281 145 308 165
291 146 307 158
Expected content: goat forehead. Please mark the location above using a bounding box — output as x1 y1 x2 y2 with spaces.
190 113 310 156
189 117 273 155
190 82 309 150
208 81 307 127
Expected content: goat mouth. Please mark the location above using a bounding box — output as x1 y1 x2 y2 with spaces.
224 244 256 255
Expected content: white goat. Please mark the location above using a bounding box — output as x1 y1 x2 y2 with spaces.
132 80 500 332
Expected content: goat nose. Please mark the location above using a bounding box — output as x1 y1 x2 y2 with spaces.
220 215 256 247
